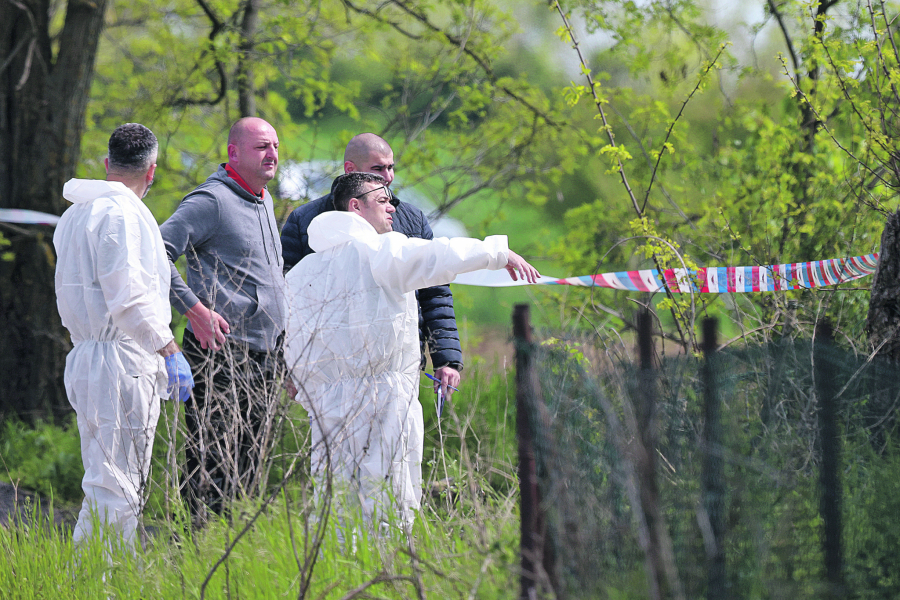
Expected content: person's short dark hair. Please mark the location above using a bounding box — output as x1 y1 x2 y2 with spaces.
332 172 387 211
108 123 157 174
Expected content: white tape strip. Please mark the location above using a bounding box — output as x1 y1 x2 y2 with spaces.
0 209 60 226
452 269 560 287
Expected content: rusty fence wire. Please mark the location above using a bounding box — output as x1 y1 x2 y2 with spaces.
517 313 900 600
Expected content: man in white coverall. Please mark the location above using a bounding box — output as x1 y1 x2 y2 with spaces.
284 172 539 530
53 123 194 550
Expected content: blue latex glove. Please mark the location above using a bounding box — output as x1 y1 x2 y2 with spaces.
164 352 194 403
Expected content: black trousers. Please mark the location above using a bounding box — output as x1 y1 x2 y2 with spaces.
181 329 284 521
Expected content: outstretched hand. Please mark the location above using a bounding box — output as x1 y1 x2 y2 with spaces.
505 250 541 284
186 302 230 350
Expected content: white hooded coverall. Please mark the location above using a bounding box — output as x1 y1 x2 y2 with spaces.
53 179 173 549
284 211 509 528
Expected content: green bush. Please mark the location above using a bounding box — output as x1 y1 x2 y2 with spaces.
0 416 83 503
844 438 900 600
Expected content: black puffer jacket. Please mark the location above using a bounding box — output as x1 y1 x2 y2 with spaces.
281 191 463 371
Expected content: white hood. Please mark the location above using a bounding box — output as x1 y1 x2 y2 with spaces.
308 211 380 252
63 179 134 205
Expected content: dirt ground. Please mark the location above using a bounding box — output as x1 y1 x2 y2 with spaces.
0 481 77 530
457 325 516 372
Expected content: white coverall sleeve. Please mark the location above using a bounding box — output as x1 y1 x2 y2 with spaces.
95 208 173 354
368 234 509 295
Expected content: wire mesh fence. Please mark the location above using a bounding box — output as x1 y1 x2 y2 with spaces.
515 308 900 600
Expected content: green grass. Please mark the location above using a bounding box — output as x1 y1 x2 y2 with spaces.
0 486 523 599
0 368 529 599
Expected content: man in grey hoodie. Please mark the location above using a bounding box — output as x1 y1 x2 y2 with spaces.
160 117 287 521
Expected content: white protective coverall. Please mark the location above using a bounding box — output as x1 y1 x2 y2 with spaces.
284 211 509 528
53 179 173 548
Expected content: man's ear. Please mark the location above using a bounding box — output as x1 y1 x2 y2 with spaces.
227 143 238 162
348 198 362 214
344 160 357 174
104 157 109 175
147 164 157 183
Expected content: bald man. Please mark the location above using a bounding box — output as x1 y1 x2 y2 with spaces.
161 117 287 522
281 134 464 397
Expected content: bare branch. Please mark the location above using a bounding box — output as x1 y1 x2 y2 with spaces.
554 1 697 351
0 1 35 79
608 101 695 227
167 0 230 108
783 48 898 193
641 45 727 215
337 574 418 600
195 0 225 32
553 2 641 217
767 0 801 78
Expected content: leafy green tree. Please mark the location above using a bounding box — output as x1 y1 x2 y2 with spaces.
542 0 898 347
9 0 899 418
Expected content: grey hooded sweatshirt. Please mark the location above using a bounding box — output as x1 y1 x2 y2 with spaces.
160 165 286 352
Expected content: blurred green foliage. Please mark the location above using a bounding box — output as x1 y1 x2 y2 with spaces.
529 330 900 597
0 416 83 503
843 439 900 598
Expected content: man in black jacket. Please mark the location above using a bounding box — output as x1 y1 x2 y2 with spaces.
281 133 462 397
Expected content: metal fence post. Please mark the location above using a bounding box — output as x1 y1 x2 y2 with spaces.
636 310 665 600
815 319 845 598
514 304 542 600
701 318 726 600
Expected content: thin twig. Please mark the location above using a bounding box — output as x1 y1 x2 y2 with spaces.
641 45 728 214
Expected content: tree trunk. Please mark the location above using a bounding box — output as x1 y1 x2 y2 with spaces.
0 0 108 421
866 210 900 357
237 0 261 117
865 209 900 449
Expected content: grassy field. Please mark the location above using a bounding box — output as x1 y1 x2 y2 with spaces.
0 487 525 599
1 478 527 600
0 367 535 599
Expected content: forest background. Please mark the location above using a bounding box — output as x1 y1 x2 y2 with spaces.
2 0 900 598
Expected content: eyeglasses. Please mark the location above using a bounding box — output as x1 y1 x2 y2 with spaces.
357 185 389 200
